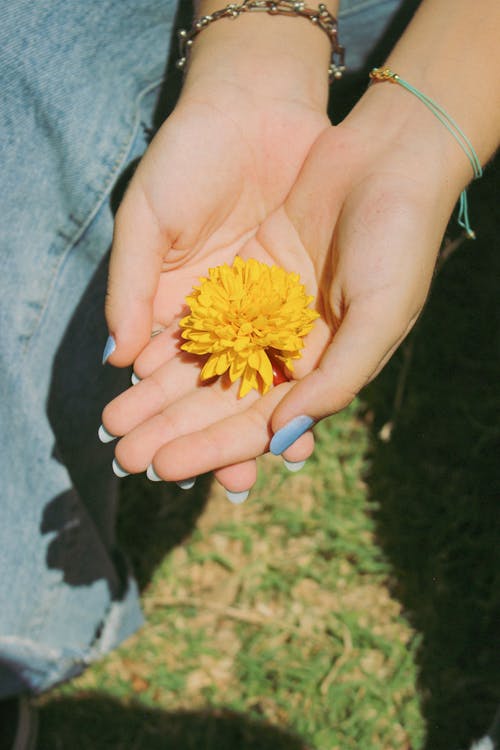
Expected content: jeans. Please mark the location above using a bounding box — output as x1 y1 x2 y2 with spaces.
0 0 402 696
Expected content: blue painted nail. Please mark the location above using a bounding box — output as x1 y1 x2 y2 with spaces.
177 478 196 490
225 489 249 505
98 425 116 444
102 335 116 365
146 464 162 482
283 458 306 473
269 415 314 455
112 458 129 478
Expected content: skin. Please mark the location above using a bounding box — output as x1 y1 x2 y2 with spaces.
102 0 500 495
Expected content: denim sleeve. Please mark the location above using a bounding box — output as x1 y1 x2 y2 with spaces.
0 0 179 696
339 0 405 71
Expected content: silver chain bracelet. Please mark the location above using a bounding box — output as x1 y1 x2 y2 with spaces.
177 1 346 83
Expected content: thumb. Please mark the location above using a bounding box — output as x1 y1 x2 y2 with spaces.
104 181 170 367
269 300 415 455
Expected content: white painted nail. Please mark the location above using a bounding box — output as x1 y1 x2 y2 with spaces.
112 458 129 478
225 489 249 505
283 459 306 473
146 464 162 482
131 372 140 385
98 424 116 443
177 478 196 490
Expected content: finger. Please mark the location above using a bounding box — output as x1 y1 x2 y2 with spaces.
214 460 257 502
269 299 416 455
151 382 292 481
132 321 184 380
102 352 202 438
281 429 315 468
214 436 312 503
113 377 262 474
104 180 171 367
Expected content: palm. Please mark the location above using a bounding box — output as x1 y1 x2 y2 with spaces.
124 91 329 336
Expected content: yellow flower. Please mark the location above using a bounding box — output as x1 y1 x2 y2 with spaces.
180 256 319 398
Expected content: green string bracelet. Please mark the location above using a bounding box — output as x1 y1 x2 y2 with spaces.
370 67 483 239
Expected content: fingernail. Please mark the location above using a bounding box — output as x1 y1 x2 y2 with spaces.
177 478 196 490
146 464 162 482
131 372 140 385
270 415 314 455
98 425 116 443
283 458 306 472
102 335 116 365
225 489 249 505
112 458 129 477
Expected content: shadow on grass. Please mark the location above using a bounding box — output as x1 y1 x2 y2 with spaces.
362 158 500 750
37 694 310 750
330 7 500 746
117 473 212 591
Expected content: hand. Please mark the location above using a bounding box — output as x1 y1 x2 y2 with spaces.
102 83 466 497
104 81 329 366
101 74 330 494
265 82 471 428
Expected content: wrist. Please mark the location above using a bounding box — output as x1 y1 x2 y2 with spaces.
180 6 337 111
349 82 476 200
376 0 500 168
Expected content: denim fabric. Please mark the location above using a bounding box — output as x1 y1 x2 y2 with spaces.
0 0 403 697
339 0 404 70
0 0 178 696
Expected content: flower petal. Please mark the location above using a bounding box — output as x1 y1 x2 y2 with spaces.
181 256 318 397
201 354 223 380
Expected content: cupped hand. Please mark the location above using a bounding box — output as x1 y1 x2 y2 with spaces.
105 82 329 366
102 80 329 494
266 84 470 436
102 84 468 497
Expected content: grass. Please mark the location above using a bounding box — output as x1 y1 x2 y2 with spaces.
38 401 425 750
363 164 500 748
